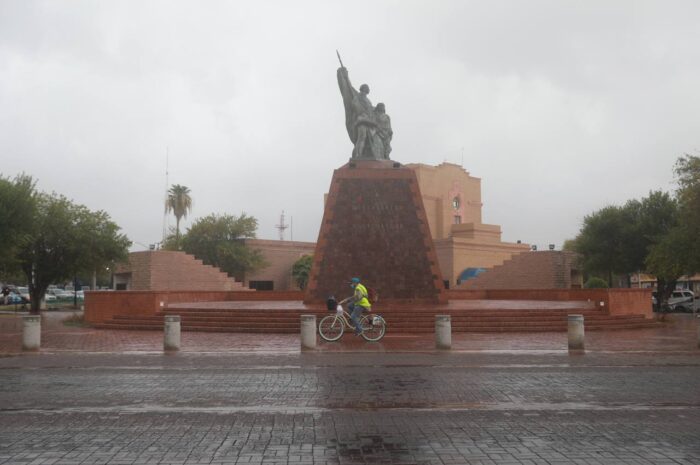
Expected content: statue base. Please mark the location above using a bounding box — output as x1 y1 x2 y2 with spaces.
304 159 446 304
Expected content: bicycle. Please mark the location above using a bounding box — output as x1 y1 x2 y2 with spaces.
318 304 387 342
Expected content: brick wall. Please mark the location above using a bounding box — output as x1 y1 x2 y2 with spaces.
607 289 653 318
115 251 248 291
459 251 580 290
84 291 161 324
445 288 651 317
84 290 306 324
305 160 446 303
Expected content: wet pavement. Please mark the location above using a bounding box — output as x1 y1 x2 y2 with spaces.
1 312 699 464
1 311 699 355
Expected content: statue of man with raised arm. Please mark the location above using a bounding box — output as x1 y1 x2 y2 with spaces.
336 54 391 160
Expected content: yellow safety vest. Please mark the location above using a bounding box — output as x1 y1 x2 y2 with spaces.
355 283 371 308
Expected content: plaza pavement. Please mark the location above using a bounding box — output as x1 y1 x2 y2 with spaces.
0 311 699 464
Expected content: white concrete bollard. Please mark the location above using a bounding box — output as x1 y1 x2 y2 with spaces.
22 315 41 352
163 315 181 352
435 315 452 350
568 314 585 352
300 315 316 350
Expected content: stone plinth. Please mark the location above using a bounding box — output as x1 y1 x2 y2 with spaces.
305 159 445 304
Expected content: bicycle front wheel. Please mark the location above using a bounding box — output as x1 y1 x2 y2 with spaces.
360 315 386 342
319 314 344 341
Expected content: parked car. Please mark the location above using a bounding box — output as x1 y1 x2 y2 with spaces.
47 289 71 300
16 287 30 302
668 290 696 312
4 289 28 305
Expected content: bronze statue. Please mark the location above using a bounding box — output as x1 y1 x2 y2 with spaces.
336 52 392 160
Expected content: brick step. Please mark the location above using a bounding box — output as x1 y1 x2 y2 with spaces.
110 316 644 328
144 313 644 324
94 323 300 333
158 309 603 319
111 312 650 325
99 313 657 327
166 306 595 313
116 314 311 322
95 321 659 333
106 319 306 329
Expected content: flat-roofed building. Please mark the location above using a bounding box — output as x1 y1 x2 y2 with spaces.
406 162 531 287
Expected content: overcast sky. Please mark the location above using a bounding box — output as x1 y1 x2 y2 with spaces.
1 1 698 251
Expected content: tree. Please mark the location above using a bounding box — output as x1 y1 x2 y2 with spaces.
646 227 688 306
0 174 37 277
584 277 608 289
574 206 629 286
180 213 266 280
17 193 130 313
645 154 700 305
674 154 700 272
292 255 313 290
561 238 578 252
165 184 192 248
79 209 132 290
574 191 679 287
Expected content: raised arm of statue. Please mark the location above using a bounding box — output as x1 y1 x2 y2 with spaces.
337 67 359 143
337 67 358 103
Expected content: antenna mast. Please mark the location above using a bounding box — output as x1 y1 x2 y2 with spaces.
275 211 289 241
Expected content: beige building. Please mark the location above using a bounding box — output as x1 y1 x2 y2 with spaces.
406 162 530 287
242 239 316 290
248 162 530 290
114 164 530 292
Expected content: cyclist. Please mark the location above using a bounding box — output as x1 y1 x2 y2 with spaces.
339 277 371 335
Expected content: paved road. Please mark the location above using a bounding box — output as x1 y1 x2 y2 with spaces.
2 352 700 464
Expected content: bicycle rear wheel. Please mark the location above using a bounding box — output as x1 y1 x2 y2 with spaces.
318 314 344 341
360 315 386 342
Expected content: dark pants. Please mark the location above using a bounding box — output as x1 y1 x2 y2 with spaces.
348 303 369 334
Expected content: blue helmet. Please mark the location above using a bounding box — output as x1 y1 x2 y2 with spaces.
350 277 360 284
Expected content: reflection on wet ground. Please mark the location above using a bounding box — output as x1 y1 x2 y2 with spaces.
1 312 698 354
1 314 700 463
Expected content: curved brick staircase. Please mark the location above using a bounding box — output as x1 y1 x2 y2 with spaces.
95 301 659 333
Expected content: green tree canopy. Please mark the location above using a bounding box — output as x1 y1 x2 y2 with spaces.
180 213 266 280
674 154 700 272
17 193 130 312
644 155 700 303
584 277 608 289
574 190 680 287
165 184 192 248
0 174 37 276
292 255 313 290
574 205 629 286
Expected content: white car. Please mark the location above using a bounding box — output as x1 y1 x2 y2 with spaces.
49 289 72 300
668 290 696 312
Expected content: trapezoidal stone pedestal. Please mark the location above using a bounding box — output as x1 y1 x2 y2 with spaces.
305 159 446 304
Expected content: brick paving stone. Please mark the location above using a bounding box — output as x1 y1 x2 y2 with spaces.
0 352 699 464
1 312 700 464
2 311 700 355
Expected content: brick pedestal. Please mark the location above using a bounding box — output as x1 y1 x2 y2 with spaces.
305 160 445 304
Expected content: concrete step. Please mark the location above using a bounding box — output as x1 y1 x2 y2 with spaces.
97 315 659 333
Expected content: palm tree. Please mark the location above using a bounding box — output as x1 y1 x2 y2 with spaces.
165 184 192 248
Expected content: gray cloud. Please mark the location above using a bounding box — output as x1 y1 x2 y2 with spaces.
1 0 698 251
